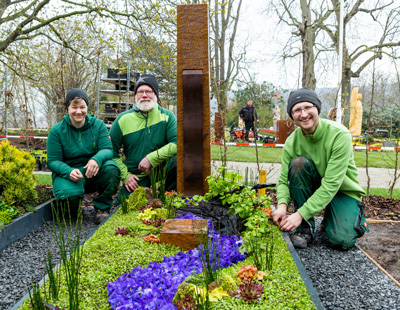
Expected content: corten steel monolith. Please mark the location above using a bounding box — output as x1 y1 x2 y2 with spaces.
177 4 210 196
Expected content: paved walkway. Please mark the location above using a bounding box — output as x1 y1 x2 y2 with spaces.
212 161 400 189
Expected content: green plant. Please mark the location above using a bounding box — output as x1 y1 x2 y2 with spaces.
120 194 128 214
44 249 61 301
45 202 84 310
204 168 242 202
243 234 274 272
127 187 148 211
0 210 12 225
149 157 169 204
0 140 37 208
0 199 18 219
28 279 46 310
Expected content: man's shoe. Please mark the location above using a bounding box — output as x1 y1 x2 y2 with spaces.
95 211 109 225
290 233 312 249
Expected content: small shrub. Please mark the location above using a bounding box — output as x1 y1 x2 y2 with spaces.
0 141 37 208
0 210 12 225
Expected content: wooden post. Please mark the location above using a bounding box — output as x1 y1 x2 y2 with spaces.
177 4 210 196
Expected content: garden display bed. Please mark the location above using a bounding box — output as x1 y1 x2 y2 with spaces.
12 204 318 309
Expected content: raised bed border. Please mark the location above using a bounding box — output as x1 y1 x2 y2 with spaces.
0 198 55 251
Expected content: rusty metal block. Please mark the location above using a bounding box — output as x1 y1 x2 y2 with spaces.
160 219 208 251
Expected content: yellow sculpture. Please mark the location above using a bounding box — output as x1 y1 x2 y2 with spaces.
349 87 363 136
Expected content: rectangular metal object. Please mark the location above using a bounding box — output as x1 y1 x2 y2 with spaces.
177 4 210 196
160 219 208 251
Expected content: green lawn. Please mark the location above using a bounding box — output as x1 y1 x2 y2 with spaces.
211 145 400 169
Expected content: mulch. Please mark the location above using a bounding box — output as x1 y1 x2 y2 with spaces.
264 189 400 222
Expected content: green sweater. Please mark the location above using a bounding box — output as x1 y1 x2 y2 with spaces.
109 105 177 183
276 118 365 221
47 114 114 180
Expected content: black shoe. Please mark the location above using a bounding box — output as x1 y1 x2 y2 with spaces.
290 233 313 249
95 211 109 225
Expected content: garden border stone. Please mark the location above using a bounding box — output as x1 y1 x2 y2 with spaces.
282 231 325 310
0 198 55 251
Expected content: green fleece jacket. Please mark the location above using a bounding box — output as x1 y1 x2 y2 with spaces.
109 105 177 183
47 114 114 180
276 118 366 221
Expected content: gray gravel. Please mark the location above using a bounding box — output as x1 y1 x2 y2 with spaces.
296 218 400 310
0 207 98 310
1 213 400 310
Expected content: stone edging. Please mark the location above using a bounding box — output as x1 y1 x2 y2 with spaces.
0 198 55 251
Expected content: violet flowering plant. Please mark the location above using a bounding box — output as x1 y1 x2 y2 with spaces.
107 212 245 310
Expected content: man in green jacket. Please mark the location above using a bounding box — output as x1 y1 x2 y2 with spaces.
272 87 369 250
47 88 121 224
109 74 177 201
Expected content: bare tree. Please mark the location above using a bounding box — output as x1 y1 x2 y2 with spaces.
269 0 400 116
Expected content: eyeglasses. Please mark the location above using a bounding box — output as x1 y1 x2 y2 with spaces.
137 90 154 96
292 105 315 117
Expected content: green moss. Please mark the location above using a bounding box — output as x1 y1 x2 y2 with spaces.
127 186 148 211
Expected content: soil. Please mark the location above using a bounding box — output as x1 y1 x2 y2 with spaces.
265 189 400 284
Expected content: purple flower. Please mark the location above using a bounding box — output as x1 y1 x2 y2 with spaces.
107 213 246 309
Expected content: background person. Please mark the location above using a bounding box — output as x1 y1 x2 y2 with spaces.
238 99 259 142
109 74 177 202
47 88 121 224
272 87 369 250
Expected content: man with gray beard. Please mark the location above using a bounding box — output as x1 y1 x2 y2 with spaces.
109 74 177 201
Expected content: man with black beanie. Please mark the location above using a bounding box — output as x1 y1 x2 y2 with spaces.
110 74 177 202
272 87 369 250
238 99 259 142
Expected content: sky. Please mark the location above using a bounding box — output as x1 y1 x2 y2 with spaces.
236 0 398 91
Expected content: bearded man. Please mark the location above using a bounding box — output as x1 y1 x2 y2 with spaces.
109 74 177 201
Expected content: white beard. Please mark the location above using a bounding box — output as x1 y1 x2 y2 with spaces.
136 96 157 112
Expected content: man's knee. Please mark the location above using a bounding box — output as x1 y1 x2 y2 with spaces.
324 229 357 250
289 156 310 174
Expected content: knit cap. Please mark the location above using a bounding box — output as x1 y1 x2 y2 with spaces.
134 74 159 98
65 88 89 110
287 87 321 119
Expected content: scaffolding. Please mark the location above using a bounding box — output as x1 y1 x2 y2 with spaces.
96 60 138 128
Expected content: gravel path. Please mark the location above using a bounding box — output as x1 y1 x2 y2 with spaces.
0 207 97 310
296 218 400 310
1 214 399 310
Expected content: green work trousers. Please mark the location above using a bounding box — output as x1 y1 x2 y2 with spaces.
288 156 369 250
116 155 177 204
52 160 120 213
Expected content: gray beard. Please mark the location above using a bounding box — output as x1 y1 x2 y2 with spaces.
136 97 157 112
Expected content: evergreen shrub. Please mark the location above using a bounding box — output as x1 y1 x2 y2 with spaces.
0 140 37 207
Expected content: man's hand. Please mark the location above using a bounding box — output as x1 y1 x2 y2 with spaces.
272 203 287 226
138 157 152 174
124 174 140 192
256 120 260 124
70 169 84 182
84 159 99 178
279 211 303 232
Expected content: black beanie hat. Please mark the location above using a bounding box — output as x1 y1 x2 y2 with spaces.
134 74 159 98
65 88 89 110
287 87 321 119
